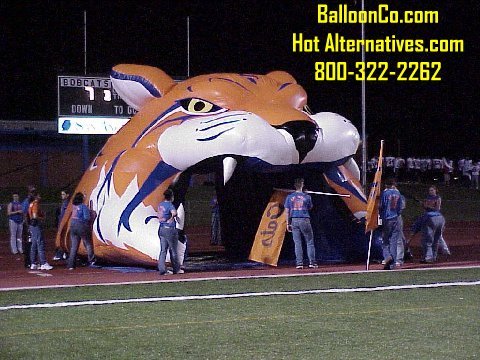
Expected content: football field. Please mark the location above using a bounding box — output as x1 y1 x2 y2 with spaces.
1 267 479 359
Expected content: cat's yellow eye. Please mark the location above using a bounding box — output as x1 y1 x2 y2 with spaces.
187 99 214 113
179 98 223 115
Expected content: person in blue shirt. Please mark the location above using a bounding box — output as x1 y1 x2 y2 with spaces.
420 185 447 262
53 190 70 261
284 178 317 269
157 189 182 275
408 185 450 262
66 192 95 269
7 193 24 255
380 178 404 270
394 194 409 267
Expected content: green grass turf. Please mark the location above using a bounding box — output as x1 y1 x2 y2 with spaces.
0 268 478 359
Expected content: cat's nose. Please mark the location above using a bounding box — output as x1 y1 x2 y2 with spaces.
275 121 319 162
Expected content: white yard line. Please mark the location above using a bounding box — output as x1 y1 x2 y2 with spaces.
0 280 479 312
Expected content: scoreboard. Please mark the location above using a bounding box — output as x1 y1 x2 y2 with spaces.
57 75 136 134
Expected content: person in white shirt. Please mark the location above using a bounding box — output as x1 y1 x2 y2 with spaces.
471 162 479 189
442 158 453 186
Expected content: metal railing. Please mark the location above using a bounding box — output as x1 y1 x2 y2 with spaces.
0 120 56 133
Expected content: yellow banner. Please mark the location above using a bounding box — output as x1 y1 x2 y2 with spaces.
365 140 384 233
249 190 288 266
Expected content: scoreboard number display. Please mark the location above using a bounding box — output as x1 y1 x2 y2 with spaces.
57 75 136 134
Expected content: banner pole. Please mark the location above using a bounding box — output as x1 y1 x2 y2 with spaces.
273 188 350 197
366 230 374 271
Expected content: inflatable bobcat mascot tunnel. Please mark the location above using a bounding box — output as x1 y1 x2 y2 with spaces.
56 64 368 267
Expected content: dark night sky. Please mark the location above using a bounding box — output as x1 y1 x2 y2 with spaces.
1 0 478 158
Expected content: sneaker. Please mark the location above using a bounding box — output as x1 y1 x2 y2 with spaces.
177 269 185 274
160 270 173 275
404 249 414 261
295 265 304 269
383 256 394 270
40 263 53 270
30 264 38 270
309 264 319 269
53 249 65 261
68 267 75 271
420 259 434 264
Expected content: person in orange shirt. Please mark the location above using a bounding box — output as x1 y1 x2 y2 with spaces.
28 191 53 270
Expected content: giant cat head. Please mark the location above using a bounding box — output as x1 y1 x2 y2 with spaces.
56 64 366 266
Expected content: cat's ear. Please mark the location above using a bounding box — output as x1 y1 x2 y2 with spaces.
110 64 176 110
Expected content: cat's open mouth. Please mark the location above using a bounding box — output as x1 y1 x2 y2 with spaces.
169 152 361 260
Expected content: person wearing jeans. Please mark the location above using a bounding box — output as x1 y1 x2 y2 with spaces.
284 178 317 269
7 193 23 255
28 191 53 270
379 178 404 270
157 189 181 275
67 192 95 269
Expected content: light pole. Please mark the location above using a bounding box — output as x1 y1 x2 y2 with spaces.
82 10 89 171
361 0 367 190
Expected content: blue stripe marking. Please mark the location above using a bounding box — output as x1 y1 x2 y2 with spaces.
198 120 241 131
96 207 105 242
96 150 126 204
239 74 259 81
118 162 179 233
132 103 179 147
145 215 158 224
278 82 292 90
197 128 234 141
209 77 251 92
111 70 161 98
199 112 236 124
324 165 367 203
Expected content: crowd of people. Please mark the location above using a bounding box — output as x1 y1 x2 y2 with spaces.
6 185 96 271
367 156 480 189
7 186 54 270
280 176 452 271
5 184 187 275
5 172 457 273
